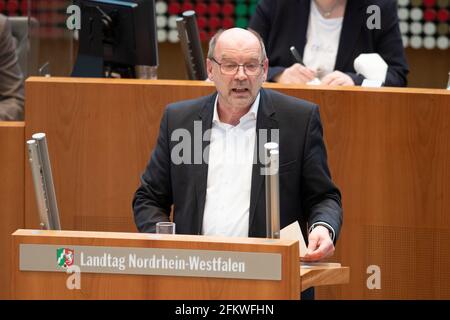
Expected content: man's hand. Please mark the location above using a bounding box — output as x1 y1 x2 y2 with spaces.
321 71 355 86
273 63 316 84
302 225 335 262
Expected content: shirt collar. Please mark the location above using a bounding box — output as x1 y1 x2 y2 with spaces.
212 92 260 125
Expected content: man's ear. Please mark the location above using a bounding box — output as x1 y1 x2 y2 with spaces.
206 59 214 81
262 58 269 82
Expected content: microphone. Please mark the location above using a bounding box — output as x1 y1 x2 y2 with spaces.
176 10 208 80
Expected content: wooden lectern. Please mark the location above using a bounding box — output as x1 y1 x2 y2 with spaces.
11 229 349 299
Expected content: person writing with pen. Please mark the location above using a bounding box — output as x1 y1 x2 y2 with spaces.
248 0 409 87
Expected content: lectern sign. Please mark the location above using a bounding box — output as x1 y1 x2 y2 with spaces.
20 244 282 280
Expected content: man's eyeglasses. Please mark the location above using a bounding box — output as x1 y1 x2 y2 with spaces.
210 57 263 76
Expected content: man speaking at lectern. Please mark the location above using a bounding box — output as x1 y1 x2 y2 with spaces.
133 28 342 265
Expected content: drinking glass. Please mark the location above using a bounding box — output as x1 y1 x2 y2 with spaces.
156 222 176 234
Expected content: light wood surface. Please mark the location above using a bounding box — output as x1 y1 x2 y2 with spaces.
23 77 450 299
300 263 350 291
0 122 25 299
12 229 301 299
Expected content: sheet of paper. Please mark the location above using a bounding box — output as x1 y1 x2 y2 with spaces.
307 78 322 85
361 79 383 87
280 221 308 258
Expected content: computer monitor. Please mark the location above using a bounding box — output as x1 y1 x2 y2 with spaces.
26 133 61 230
71 0 158 79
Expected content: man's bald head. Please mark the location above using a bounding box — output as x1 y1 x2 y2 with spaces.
207 28 267 61
205 27 268 115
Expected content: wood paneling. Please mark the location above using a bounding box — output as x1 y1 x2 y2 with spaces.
25 79 215 232
270 85 450 299
24 78 450 299
405 48 450 89
0 122 25 299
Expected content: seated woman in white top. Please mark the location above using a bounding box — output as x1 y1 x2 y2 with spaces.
249 0 409 87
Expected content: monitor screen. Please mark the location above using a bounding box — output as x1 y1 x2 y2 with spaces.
71 0 158 79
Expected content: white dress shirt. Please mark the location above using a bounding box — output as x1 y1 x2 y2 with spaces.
303 0 343 79
202 93 260 237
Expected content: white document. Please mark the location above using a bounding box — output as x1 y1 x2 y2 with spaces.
280 221 308 258
361 79 383 88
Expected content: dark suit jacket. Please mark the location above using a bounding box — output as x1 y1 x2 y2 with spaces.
249 0 409 87
133 88 342 242
0 14 24 121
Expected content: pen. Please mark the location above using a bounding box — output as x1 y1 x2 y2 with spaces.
290 46 304 66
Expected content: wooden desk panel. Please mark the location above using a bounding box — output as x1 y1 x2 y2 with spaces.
270 85 450 299
12 230 300 299
24 78 450 299
0 122 25 299
24 79 215 232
